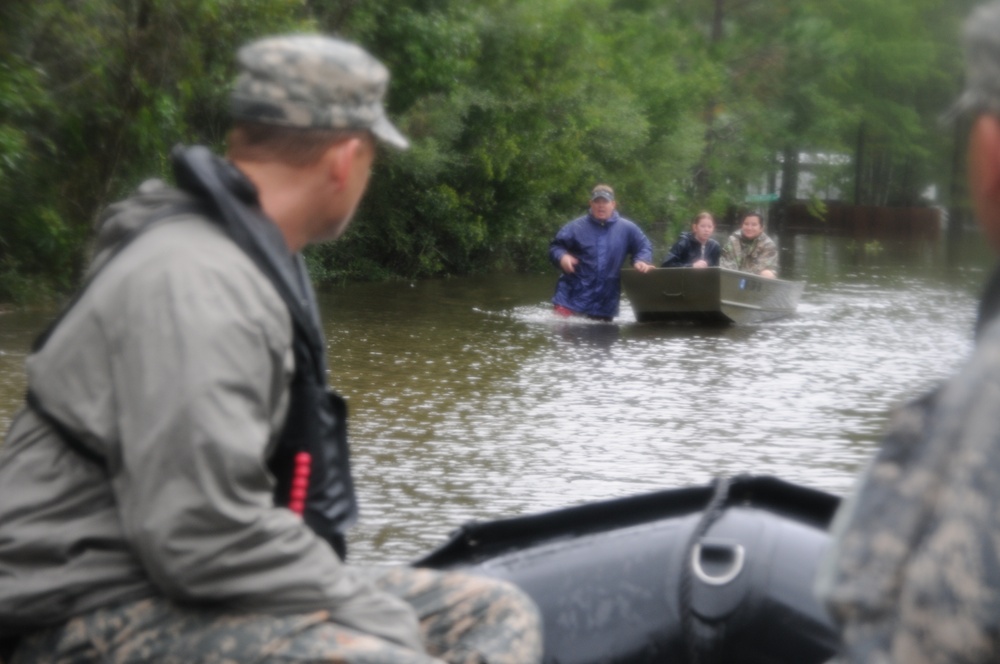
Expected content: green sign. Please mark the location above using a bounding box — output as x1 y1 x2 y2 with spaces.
745 193 779 203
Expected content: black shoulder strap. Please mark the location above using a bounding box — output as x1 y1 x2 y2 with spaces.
170 146 327 382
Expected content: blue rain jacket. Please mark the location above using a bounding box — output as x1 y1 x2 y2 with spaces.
549 211 653 319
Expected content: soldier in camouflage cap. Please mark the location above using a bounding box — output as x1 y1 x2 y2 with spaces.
948 2 1000 121
0 32 542 664
816 3 1000 662
230 35 409 149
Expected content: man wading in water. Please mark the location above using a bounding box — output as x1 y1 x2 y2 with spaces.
0 34 541 664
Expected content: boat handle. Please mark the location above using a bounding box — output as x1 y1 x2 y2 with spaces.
661 291 684 298
691 540 745 586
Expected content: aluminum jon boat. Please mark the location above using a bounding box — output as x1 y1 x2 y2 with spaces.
415 475 841 664
620 267 805 324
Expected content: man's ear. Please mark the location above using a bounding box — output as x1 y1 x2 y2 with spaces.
322 138 363 192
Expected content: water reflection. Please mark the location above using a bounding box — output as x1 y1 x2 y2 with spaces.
331 233 989 563
0 232 993 564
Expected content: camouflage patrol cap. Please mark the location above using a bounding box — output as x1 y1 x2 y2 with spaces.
950 1 1000 120
231 35 409 149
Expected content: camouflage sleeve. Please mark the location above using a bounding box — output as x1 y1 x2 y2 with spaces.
720 236 739 270
817 325 1000 662
815 395 935 662
759 236 779 274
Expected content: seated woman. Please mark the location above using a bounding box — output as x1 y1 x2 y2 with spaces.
660 212 721 268
720 212 778 278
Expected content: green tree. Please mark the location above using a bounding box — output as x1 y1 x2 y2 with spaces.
0 0 309 302
0 0 976 301
822 0 971 207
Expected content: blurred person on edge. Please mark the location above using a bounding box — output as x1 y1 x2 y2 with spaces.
816 3 1000 662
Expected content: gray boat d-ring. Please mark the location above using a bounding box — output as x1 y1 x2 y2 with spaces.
691 541 745 586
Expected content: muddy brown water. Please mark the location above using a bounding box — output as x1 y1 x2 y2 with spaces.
0 232 993 563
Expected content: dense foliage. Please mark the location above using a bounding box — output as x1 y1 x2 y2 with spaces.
0 0 978 301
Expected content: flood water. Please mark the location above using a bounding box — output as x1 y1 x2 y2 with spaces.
0 231 995 563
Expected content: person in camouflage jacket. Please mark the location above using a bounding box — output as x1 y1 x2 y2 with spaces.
720 212 778 278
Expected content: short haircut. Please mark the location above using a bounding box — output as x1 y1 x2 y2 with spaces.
693 211 714 225
226 122 373 167
742 211 764 226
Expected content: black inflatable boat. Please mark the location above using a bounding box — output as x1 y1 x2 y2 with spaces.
414 475 842 664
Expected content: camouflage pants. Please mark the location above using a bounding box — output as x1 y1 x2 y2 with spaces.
9 567 542 664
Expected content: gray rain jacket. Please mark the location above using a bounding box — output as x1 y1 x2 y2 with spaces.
0 163 422 649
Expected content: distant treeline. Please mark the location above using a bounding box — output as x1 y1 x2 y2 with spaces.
0 0 977 302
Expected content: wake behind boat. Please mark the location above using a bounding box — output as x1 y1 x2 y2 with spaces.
415 475 841 664
621 267 805 324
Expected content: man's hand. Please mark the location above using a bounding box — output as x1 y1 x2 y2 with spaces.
633 261 655 273
692 259 708 269
560 254 579 274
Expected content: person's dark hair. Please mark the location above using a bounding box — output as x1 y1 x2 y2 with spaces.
226 122 373 167
741 211 764 227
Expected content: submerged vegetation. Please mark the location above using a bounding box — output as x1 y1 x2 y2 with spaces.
0 0 978 302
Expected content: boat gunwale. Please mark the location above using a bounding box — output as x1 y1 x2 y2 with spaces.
414 475 838 568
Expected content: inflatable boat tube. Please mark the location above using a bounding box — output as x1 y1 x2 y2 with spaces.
414 475 842 664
